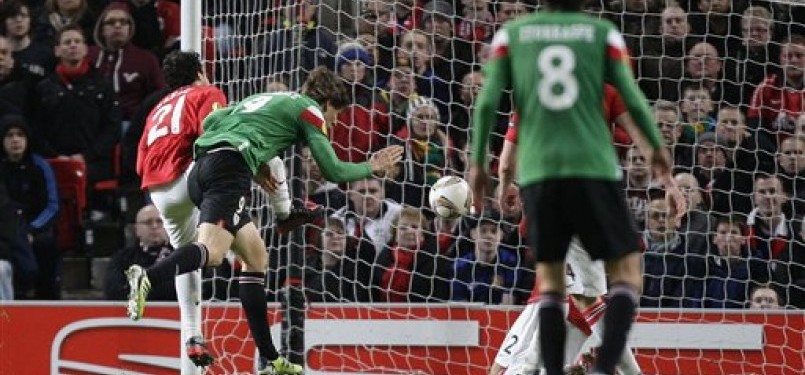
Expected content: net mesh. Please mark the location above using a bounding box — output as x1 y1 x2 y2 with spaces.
196 0 805 374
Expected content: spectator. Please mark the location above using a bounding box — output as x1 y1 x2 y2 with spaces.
332 177 401 254
774 216 805 308
699 215 753 308
331 42 390 163
493 0 528 29
305 217 374 302
0 35 30 115
104 204 177 300
1 114 59 300
745 174 793 284
449 70 484 153
451 211 527 304
653 100 692 170
258 0 336 85
89 2 166 127
420 0 473 111
747 35 805 137
724 6 781 108
387 97 452 207
673 172 711 255
710 107 776 216
32 0 97 48
396 28 451 112
690 132 727 196
122 0 164 56
641 195 690 307
372 206 452 302
623 146 657 230
688 0 742 57
0 0 56 82
356 0 395 73
374 64 420 135
32 24 120 187
748 284 782 309
638 4 696 102
456 0 493 44
776 136 805 217
300 146 346 214
679 84 716 141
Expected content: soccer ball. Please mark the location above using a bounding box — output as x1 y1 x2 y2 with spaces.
429 176 472 219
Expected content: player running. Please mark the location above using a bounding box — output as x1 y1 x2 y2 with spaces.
127 66 403 375
135 51 319 372
470 1 685 374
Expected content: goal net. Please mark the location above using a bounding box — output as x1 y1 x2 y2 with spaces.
196 0 805 374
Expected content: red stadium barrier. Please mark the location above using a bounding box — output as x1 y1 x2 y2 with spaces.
0 302 802 375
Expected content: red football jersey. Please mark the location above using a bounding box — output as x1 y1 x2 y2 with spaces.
504 84 628 143
137 85 227 190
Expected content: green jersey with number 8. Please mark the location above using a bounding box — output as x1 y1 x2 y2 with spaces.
194 92 373 182
471 11 663 185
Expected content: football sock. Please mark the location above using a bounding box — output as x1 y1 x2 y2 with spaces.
539 292 566 375
267 157 291 220
593 283 639 374
146 242 208 285
239 271 280 361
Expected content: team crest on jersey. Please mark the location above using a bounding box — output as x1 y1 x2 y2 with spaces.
301 105 328 136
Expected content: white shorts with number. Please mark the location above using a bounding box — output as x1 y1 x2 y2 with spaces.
566 238 607 298
495 303 592 375
148 165 199 248
494 303 538 369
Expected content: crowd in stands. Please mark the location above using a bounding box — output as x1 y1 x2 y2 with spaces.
0 0 802 310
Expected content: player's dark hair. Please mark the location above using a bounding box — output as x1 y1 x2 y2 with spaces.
545 0 587 11
301 66 350 110
163 50 203 89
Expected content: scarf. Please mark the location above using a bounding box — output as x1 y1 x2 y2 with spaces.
56 59 90 84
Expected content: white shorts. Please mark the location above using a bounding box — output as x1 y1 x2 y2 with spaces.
566 239 607 298
496 302 593 375
148 166 199 248
495 303 538 369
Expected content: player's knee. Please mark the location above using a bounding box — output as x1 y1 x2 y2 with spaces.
203 246 227 267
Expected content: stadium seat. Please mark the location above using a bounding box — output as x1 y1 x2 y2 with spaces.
47 158 87 252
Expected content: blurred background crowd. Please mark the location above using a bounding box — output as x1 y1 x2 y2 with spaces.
0 0 802 310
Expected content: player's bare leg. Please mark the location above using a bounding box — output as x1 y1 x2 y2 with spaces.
592 252 642 375
536 261 567 375
231 222 303 375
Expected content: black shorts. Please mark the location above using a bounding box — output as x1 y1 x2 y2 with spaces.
520 179 640 263
187 148 252 235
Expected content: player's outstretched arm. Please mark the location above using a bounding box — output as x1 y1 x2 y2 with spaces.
305 126 403 183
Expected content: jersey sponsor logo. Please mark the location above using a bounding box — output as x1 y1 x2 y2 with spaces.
301 105 328 136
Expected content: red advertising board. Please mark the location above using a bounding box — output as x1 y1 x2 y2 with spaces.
0 302 802 375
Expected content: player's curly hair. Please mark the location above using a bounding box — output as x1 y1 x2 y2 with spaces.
163 51 203 89
301 66 350 110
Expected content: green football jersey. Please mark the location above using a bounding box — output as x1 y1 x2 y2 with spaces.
471 11 662 185
194 92 373 182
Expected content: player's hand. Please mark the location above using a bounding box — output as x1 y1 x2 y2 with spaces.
369 145 404 177
497 183 521 216
649 148 672 179
665 182 688 227
468 164 488 213
254 164 279 192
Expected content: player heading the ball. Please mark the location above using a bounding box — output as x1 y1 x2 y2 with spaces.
126 66 403 375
